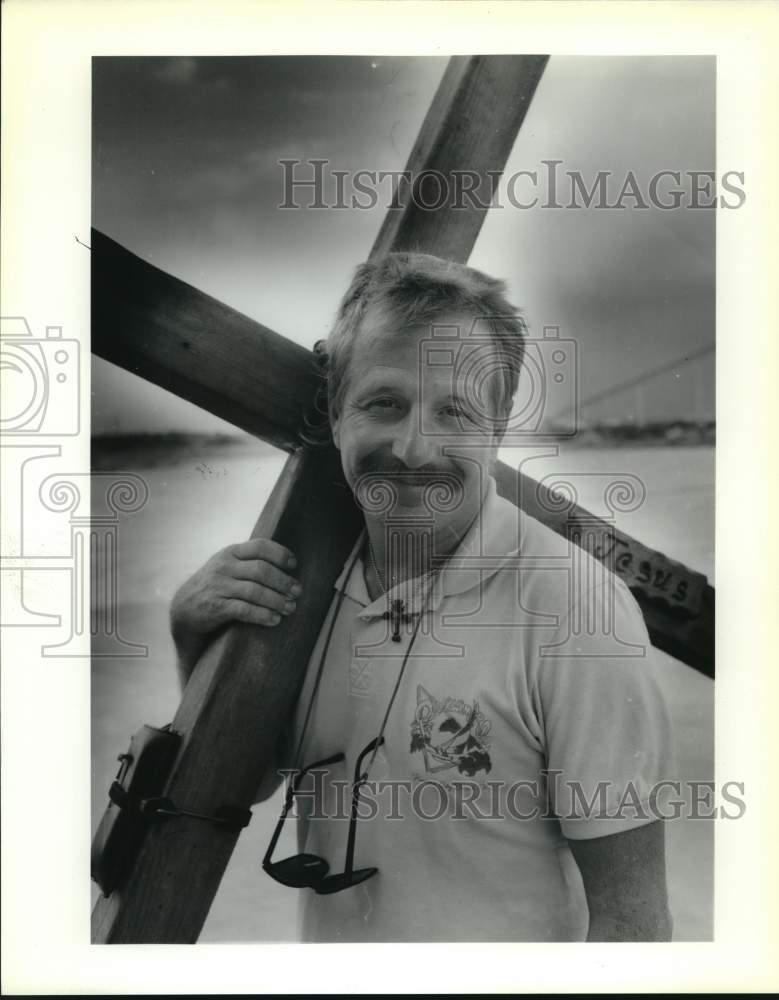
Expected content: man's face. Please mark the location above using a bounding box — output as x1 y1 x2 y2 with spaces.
331 307 508 550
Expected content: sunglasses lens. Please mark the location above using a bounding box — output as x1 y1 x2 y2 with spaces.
314 866 378 895
267 853 329 888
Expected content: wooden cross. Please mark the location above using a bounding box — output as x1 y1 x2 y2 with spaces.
90 55 714 943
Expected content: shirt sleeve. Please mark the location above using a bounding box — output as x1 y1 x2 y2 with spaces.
533 575 675 840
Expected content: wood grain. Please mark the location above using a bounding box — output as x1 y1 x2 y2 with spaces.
91 53 711 944
493 461 714 678
90 227 715 677
91 229 319 453
92 447 361 942
370 55 549 261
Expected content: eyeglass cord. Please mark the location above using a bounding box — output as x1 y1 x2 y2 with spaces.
291 529 440 784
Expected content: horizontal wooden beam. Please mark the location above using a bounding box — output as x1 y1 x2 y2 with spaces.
494 464 714 678
91 225 714 678
91 228 319 453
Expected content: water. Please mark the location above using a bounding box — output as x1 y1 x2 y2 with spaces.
92 438 714 940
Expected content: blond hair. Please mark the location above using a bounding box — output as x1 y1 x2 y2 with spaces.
318 253 528 430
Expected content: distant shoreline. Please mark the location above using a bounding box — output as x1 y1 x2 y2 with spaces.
91 423 715 470
90 432 264 470
563 419 715 449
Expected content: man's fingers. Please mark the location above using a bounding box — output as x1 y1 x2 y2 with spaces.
228 558 301 597
223 579 297 615
224 599 285 628
231 538 297 570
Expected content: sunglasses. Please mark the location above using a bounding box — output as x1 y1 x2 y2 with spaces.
262 736 384 895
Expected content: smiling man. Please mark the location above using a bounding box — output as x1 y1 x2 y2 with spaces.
170 253 674 942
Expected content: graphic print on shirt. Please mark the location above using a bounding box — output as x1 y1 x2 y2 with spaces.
410 684 492 776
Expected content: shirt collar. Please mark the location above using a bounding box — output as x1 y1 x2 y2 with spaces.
333 476 523 620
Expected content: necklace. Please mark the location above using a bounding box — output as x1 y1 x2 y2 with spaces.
366 537 406 641
366 536 435 594
366 536 393 594
292 536 439 782
366 534 443 643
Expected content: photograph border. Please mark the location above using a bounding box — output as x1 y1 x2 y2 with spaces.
2 0 778 993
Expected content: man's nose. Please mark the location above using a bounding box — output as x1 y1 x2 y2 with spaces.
391 414 437 469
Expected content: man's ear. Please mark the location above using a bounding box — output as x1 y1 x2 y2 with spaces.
331 413 341 450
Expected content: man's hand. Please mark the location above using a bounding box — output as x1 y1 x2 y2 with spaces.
169 538 302 685
567 820 673 941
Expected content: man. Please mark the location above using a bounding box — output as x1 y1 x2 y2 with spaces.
170 253 674 942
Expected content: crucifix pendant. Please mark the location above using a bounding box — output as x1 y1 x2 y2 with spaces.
383 598 412 642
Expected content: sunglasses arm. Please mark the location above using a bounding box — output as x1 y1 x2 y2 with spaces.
263 752 346 869
343 737 384 877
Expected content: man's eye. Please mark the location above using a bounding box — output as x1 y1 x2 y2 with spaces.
442 404 475 423
368 397 398 410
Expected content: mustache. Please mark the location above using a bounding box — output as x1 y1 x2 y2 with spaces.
353 453 465 516
354 452 458 485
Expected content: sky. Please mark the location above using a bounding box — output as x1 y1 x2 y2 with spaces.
91 55 715 435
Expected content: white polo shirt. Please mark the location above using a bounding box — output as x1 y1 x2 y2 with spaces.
269 477 674 942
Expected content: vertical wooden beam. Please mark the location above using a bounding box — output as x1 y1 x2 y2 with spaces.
92 54 550 942
371 55 549 261
92 447 361 943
